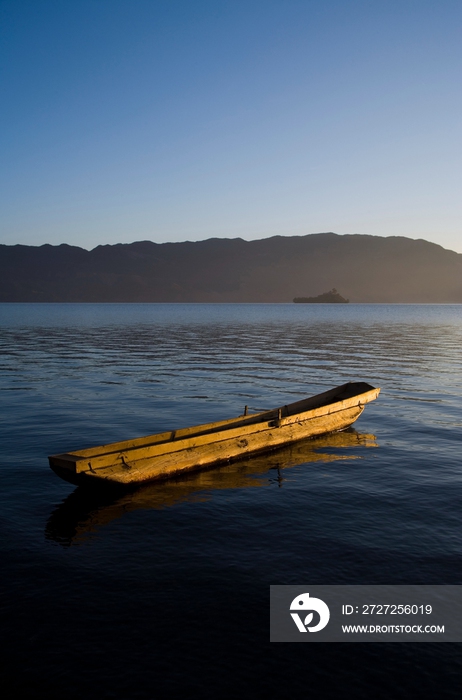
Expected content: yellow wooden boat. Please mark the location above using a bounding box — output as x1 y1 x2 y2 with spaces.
48 381 380 487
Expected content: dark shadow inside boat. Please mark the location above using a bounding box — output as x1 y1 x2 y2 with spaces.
46 428 377 546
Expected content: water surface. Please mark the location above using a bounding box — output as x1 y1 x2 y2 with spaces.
1 303 461 698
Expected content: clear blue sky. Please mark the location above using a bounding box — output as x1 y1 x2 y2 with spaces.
1 0 461 252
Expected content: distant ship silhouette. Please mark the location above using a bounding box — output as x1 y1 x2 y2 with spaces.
293 288 349 303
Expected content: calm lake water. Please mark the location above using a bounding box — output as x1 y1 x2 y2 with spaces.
1 303 461 699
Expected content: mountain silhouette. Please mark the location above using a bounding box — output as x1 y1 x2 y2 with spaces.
1 233 461 302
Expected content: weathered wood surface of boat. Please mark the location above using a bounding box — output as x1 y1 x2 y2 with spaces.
49 381 380 486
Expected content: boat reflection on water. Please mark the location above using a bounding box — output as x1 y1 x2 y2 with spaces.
46 428 377 546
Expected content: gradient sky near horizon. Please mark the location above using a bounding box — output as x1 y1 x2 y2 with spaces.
1 0 461 252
